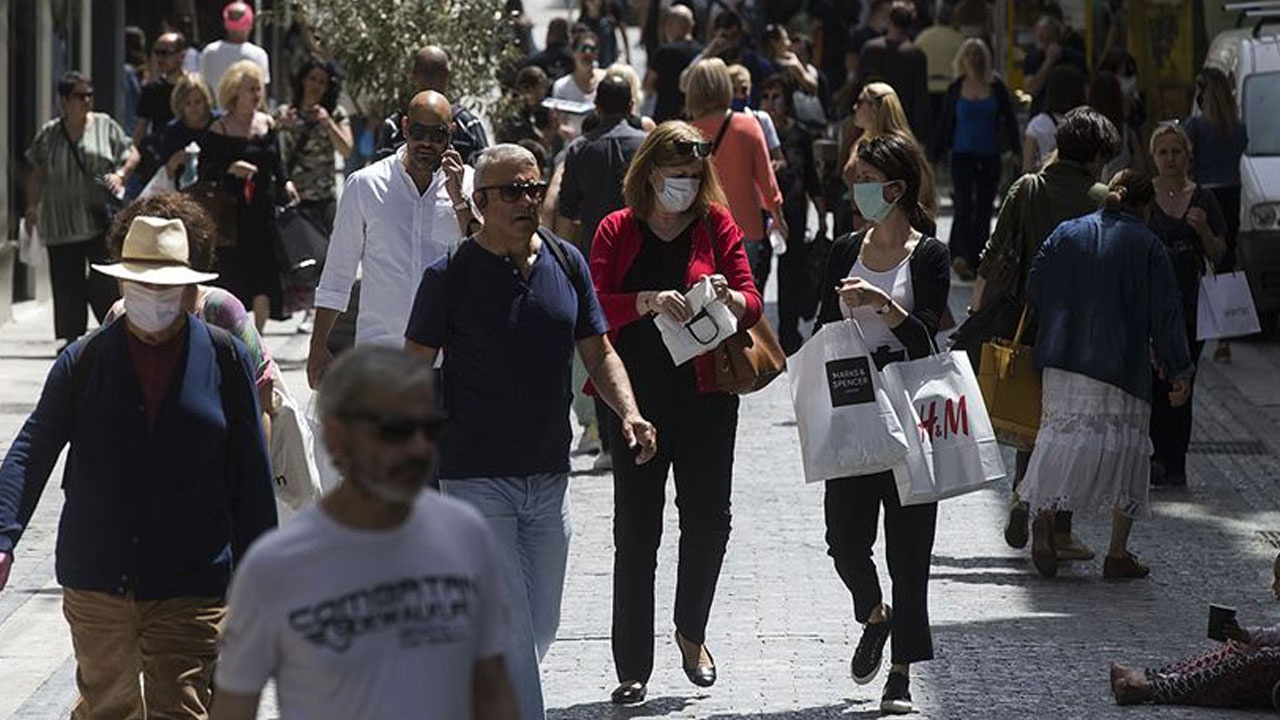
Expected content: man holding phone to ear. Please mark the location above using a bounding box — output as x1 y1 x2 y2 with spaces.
308 90 479 388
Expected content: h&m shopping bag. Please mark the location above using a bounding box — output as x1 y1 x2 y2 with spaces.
787 320 910 483
654 276 739 366
1197 271 1261 340
881 350 1006 506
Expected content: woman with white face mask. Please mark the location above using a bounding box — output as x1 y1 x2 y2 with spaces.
810 133 951 716
588 122 763 707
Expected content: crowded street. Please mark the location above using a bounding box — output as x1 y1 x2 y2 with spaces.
3 0 1280 718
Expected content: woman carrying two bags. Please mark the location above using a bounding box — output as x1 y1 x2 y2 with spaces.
812 133 950 715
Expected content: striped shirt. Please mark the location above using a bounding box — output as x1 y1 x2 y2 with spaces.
26 113 132 246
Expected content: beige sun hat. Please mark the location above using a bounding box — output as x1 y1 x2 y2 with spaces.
92 216 219 286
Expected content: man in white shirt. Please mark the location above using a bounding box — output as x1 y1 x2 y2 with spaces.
210 345 520 720
199 2 270 107
307 90 479 387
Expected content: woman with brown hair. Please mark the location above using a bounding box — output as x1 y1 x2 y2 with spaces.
847 82 938 224
1019 170 1193 579
813 133 949 715
1088 70 1150 182
589 121 762 706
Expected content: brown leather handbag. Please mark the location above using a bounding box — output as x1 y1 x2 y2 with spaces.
712 314 787 394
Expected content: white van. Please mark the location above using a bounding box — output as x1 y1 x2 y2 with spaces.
1207 13 1280 321
1203 11 1274 319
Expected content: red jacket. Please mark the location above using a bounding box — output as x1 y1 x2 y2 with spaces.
590 204 763 394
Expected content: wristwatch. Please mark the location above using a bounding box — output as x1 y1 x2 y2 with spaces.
875 301 893 315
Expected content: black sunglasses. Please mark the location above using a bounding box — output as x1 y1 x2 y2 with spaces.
345 412 443 444
479 181 549 203
674 140 713 159
406 122 451 144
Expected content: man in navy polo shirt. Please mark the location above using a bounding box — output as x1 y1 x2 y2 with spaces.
405 143 656 720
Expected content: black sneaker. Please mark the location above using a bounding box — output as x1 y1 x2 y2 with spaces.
850 606 892 685
880 671 913 714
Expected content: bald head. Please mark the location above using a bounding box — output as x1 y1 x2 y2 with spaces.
412 46 450 93
406 90 451 125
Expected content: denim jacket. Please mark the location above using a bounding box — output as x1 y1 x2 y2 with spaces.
1028 210 1194 401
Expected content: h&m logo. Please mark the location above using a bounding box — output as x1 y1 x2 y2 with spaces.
918 395 970 442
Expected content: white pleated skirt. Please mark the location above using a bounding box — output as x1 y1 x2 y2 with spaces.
1019 368 1153 520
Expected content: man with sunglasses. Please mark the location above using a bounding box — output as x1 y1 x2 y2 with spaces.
131 32 188 193
211 346 520 720
405 144 657 720
374 45 490 165
309 90 477 390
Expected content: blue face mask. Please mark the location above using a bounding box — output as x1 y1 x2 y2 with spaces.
852 182 896 223
730 97 749 112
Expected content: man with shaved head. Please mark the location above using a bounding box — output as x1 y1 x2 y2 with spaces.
309 90 479 390
374 45 490 164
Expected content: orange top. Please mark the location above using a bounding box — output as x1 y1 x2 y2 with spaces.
691 111 782 240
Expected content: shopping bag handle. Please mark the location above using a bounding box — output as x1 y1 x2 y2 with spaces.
684 307 723 345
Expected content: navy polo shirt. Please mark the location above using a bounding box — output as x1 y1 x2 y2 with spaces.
405 235 609 479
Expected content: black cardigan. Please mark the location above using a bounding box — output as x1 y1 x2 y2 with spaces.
814 231 951 361
927 76 1021 163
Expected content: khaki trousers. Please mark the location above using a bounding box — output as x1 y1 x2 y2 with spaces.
62 588 225 720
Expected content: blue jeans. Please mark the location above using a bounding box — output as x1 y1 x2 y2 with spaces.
440 474 571 720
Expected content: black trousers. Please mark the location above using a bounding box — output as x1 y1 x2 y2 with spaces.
824 471 936 664
47 234 119 342
610 389 739 683
776 205 813 355
949 152 1002 268
1151 335 1204 477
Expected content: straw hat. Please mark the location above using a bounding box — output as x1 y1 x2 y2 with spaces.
92 216 219 286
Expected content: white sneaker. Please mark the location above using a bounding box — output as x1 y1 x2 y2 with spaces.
575 423 601 455
592 452 613 473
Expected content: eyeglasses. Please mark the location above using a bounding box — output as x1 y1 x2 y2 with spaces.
575 44 598 53
479 181 549 203
406 122 451 144
673 140 713 158
344 412 443 444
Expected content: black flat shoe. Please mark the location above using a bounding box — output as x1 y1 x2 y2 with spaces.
675 630 717 687
610 681 646 705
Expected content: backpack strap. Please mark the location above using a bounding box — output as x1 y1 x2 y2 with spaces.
538 227 593 325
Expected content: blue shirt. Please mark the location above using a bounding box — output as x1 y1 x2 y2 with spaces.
952 95 1000 155
0 317 277 599
1028 211 1194 401
405 236 609 479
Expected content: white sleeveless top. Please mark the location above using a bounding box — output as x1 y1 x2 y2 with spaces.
841 251 914 356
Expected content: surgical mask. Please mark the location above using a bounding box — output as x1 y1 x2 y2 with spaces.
657 176 700 213
852 182 896 224
1119 76 1137 96
122 282 186 333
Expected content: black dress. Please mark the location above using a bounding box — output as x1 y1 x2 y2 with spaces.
198 128 287 314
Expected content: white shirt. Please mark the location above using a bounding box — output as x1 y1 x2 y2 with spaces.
1025 112 1062 170
315 147 474 347
553 72 600 136
199 40 270 107
751 109 782 152
215 492 509 720
841 251 914 356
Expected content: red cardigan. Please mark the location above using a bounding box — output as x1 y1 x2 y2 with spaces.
589 204 763 394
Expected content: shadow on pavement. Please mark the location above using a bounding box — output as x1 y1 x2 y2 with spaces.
547 694 692 719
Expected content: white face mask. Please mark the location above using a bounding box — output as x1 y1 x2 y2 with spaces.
122 282 186 334
657 176 700 213
1119 76 1137 96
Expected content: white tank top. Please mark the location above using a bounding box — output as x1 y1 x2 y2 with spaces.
841 251 914 358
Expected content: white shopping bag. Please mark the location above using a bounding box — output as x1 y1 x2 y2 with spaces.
654 276 738 366
880 351 1006 505
269 372 324 517
787 320 910 482
138 167 176 199
1197 271 1261 340
18 218 43 268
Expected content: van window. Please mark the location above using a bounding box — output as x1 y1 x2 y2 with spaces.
1245 72 1280 156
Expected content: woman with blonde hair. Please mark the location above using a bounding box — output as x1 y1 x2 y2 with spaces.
684 57 786 289
200 59 298 331
1146 121 1228 487
589 120 763 706
156 73 217 186
846 82 938 224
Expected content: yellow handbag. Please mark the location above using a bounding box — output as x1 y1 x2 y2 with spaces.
977 305 1041 451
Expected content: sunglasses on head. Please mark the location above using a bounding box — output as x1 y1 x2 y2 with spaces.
345 411 443 444
480 181 549 203
673 140 713 159
406 122 451 144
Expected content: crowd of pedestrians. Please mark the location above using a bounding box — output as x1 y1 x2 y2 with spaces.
3 0 1277 717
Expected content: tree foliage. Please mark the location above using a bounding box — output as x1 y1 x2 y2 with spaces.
293 0 521 122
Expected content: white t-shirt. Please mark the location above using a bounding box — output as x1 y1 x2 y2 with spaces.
841 249 914 357
1025 112 1062 170
553 72 601 135
751 109 782 152
199 40 270 107
215 491 510 720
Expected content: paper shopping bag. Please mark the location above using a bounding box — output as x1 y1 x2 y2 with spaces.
788 320 909 483
881 351 1006 506
1197 271 1261 340
269 373 325 515
654 276 739 365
